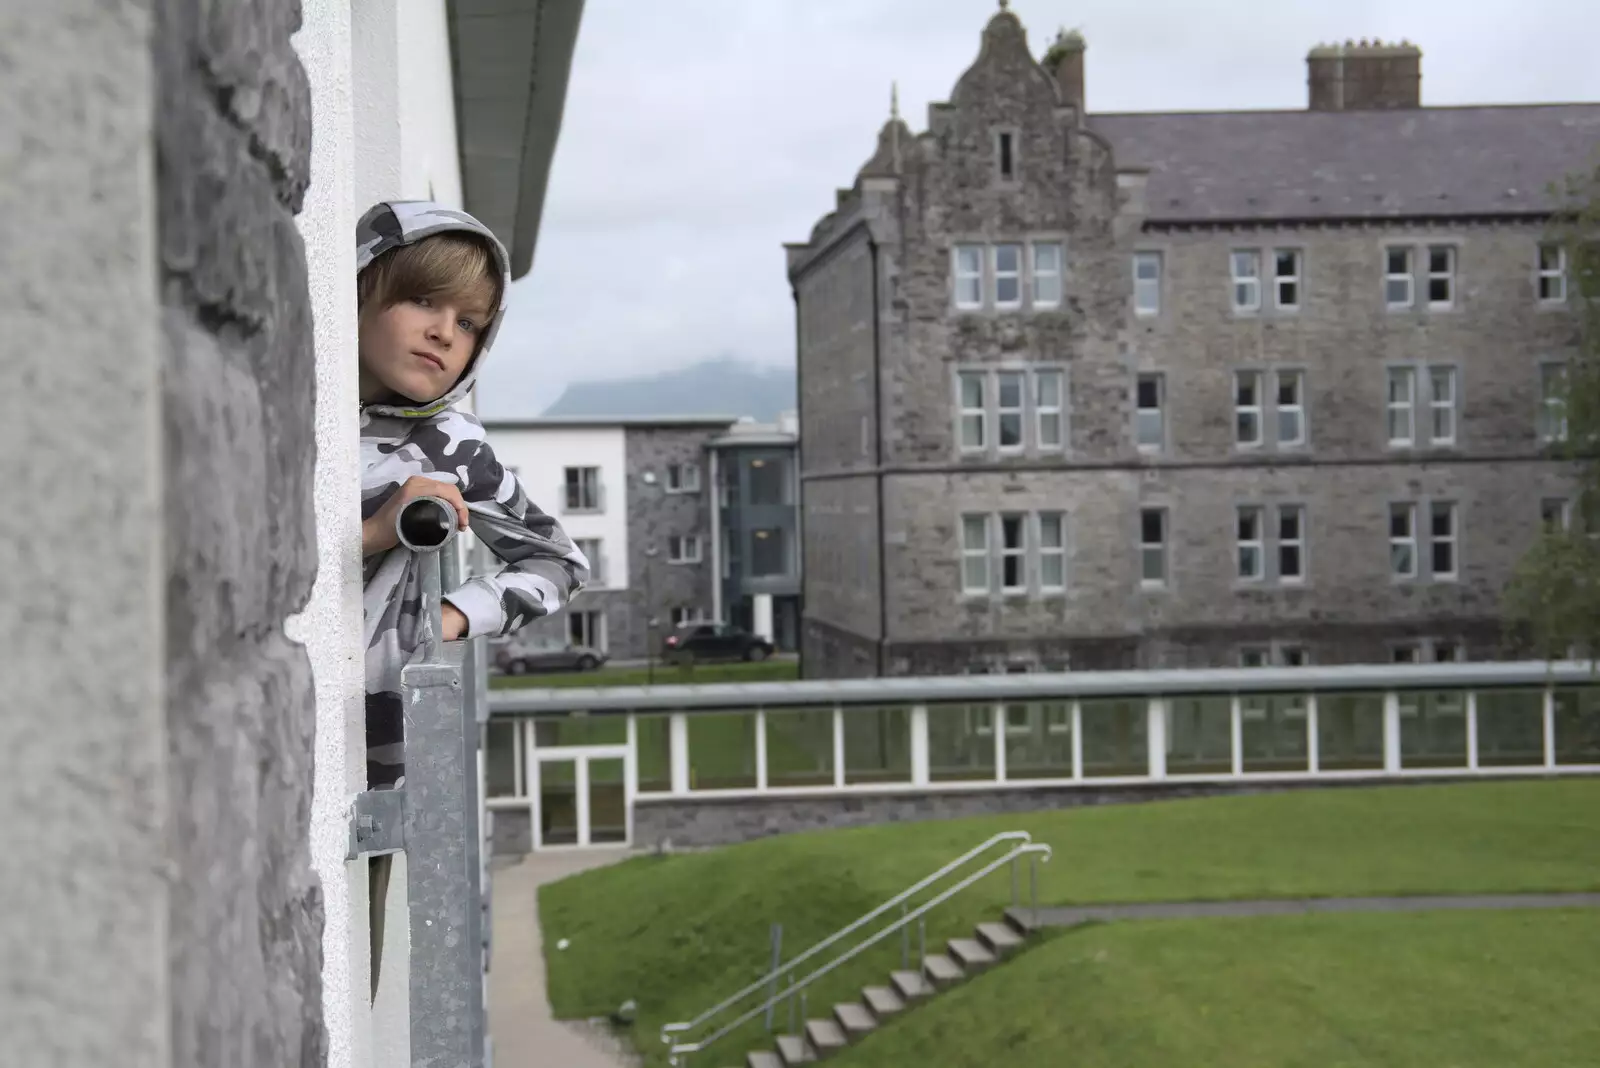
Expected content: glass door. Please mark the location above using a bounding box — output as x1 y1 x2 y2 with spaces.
532 747 632 849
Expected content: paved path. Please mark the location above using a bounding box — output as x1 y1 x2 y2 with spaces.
1012 892 1600 928
489 849 637 1068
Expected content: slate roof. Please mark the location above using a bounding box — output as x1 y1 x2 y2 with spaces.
1088 104 1600 224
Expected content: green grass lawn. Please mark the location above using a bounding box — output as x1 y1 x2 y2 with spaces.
537 779 1600 1068
490 658 798 690
827 909 1600 1068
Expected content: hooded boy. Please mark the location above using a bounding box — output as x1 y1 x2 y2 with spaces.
356 200 588 990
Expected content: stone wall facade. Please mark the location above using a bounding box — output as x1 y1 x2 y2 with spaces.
624 425 721 657
792 8 1585 678
156 0 326 1064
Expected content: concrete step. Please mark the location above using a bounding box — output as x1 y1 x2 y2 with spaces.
1004 907 1041 936
890 969 933 1000
747 1052 784 1068
923 952 965 987
805 1018 848 1054
948 937 997 971
862 984 906 1017
834 1001 877 1037
775 1034 814 1066
976 920 1024 954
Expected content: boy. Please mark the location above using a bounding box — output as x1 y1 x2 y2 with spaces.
356 200 589 994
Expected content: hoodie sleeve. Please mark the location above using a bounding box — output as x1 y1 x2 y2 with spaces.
435 419 590 640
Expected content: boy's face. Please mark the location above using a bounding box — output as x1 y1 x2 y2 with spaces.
358 294 491 405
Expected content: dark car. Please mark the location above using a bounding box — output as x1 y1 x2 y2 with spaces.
663 622 773 664
494 642 608 676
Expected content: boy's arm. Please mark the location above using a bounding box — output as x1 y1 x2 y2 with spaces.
438 426 590 640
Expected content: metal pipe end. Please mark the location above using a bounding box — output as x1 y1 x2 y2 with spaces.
396 495 458 553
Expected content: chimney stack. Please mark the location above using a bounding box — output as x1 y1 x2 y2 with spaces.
1307 39 1422 111
1041 28 1086 112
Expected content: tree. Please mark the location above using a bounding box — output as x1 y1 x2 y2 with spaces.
1503 158 1600 660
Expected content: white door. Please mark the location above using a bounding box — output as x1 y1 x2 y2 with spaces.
531 745 632 849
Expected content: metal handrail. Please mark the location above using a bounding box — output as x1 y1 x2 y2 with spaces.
659 831 1033 1043
667 841 1053 1065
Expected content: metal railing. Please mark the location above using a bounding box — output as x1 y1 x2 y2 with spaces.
660 833 1052 1066
347 497 490 1067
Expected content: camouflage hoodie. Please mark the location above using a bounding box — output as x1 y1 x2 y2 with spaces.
357 200 589 786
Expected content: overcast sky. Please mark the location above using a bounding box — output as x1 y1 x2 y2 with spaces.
475 0 1600 419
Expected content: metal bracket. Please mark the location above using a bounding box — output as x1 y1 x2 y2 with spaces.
347 787 407 860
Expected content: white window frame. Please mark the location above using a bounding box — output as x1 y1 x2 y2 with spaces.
665 462 701 494
1238 646 1270 668
1279 645 1309 668
1037 512 1066 593
574 537 604 586
1139 507 1168 588
1427 366 1458 446
995 371 1026 453
1032 242 1063 308
1133 251 1161 316
992 244 1023 310
1236 505 1265 582
670 606 707 628
1277 504 1306 584
1035 370 1064 450
564 466 602 512
1273 248 1301 310
1230 250 1262 312
1426 244 1456 309
1542 497 1573 531
1276 370 1306 447
953 244 984 310
1384 246 1414 309
1234 370 1263 448
960 514 990 595
998 513 1028 594
568 609 606 652
1389 502 1419 579
1386 367 1417 447
1429 501 1459 580
1539 362 1569 444
667 534 703 564
1135 373 1165 452
1539 244 1568 304
957 371 988 452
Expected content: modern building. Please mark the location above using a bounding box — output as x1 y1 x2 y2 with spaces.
483 413 802 660
787 5 1600 679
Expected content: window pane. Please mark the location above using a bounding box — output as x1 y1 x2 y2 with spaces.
765 708 836 787
1429 367 1454 403
1136 410 1164 447
636 715 672 792
1006 702 1074 779
1476 690 1545 768
751 528 788 577
1141 546 1165 583
1001 516 1024 549
1167 697 1232 774
963 515 988 549
1275 250 1297 276
1387 248 1410 274
1039 514 1064 548
485 720 519 797
1391 543 1414 575
998 414 1022 447
1080 699 1147 777
1036 371 1061 407
1385 277 1411 305
1554 688 1600 765
686 712 757 790
963 555 989 593
1279 544 1302 578
957 246 982 274
1237 410 1261 444
1431 504 1454 538
1241 694 1310 772
1040 554 1065 589
1038 412 1062 447
1278 409 1303 444
1318 693 1385 770
998 375 1023 408
1390 505 1413 538
1279 508 1301 540
1231 251 1259 278
961 414 985 448
1135 253 1160 281
1141 509 1164 543
1236 372 1258 406
1277 373 1300 405
1136 376 1160 408
1034 243 1062 272
1398 691 1468 769
843 706 911 784
960 373 984 408
928 704 997 782
995 245 1021 272
1237 508 1260 541
535 714 628 748
1428 246 1452 274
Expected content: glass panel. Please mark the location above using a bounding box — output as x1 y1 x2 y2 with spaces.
960 373 984 408
1475 689 1545 768
535 714 628 748
1005 702 1074 779
1317 692 1385 770
1398 691 1468 768
539 758 579 846
1080 699 1147 777
486 720 519 798
765 708 835 787
1241 694 1310 772
687 712 758 790
928 704 997 782
588 757 628 844
1554 688 1600 765
1166 697 1232 775
636 714 672 793
844 706 911 784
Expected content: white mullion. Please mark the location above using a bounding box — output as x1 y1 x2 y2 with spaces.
833 705 846 788
994 701 1007 783
1305 693 1320 773
1230 695 1243 776
1465 691 1479 770
910 704 930 786
755 709 768 791
1543 687 1557 768
1147 698 1167 779
1070 701 1084 780
1383 692 1402 772
575 756 592 847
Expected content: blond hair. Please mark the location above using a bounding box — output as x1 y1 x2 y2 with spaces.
357 231 502 340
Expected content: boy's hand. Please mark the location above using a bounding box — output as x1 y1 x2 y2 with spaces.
362 475 470 557
441 602 468 642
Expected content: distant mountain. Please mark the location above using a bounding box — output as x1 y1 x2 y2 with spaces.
541 358 797 422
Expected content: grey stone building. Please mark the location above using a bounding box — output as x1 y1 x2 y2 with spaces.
788 6 1600 678
484 415 802 662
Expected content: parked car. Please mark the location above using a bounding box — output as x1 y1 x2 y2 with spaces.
494 642 608 676
663 622 774 664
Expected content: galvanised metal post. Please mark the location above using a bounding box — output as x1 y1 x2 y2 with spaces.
397 497 486 1068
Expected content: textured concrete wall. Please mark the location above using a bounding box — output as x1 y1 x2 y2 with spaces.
291 1 372 1065
155 0 326 1065
792 8 1580 677
0 4 171 1065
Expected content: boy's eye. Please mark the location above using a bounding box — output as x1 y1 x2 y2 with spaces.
411 296 433 308
458 318 478 334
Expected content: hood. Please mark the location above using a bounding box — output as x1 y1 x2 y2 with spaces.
355 200 513 419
